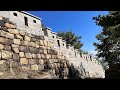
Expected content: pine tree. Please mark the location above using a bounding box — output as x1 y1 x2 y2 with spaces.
57 31 83 50
93 11 120 78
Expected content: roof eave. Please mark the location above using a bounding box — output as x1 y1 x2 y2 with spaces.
19 11 42 21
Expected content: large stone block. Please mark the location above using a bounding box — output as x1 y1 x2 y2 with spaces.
13 53 19 61
62 56 65 59
37 54 41 59
32 53 37 59
12 47 19 53
51 55 54 59
20 58 28 65
19 46 29 52
0 44 4 50
11 61 19 68
47 47 50 50
35 41 39 44
48 59 51 64
49 59 53 64
64 63 67 68
31 64 39 71
52 50 57 55
24 36 31 41
55 55 57 59
35 44 39 48
57 63 60 68
0 20 5 27
47 42 51 47
29 59 36 64
0 60 5 65
44 55 47 59
19 31 26 36
47 42 50 47
29 42 36 47
35 59 39 64
43 49 47 54
0 61 9 71
39 64 44 70
25 53 32 59
12 44 19 48
29 47 39 54
41 54 45 59
0 37 13 45
0 72 4 76
52 69 56 75
46 54 50 59
0 16 3 20
21 41 29 46
54 59 58 63
39 40 44 46
43 40 48 46
1 50 12 59
0 27 8 32
52 55 55 59
49 55 52 59
4 46 11 51
5 23 16 29
49 50 53 55
39 48 44 54
31 37 36 42
16 35 23 40
54 59 58 62
8 29 19 34
39 59 44 64
13 39 20 45
19 52 25 58
47 49 50 54
0 30 14 39
56 55 59 59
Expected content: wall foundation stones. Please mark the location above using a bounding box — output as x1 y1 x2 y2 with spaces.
1 50 12 59
20 58 28 65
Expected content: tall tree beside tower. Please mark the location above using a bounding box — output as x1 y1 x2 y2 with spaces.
93 11 120 78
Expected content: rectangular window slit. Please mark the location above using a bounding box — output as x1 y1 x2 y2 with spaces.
24 16 28 26
57 40 60 47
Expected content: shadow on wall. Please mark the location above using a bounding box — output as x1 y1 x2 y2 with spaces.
67 64 82 79
105 63 120 79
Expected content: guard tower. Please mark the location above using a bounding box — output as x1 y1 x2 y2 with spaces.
0 11 42 36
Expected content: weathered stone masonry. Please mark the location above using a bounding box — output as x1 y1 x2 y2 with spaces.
0 11 105 79
0 16 70 78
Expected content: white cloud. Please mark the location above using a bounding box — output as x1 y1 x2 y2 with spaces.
89 51 98 56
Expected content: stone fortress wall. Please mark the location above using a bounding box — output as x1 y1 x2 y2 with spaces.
0 11 105 78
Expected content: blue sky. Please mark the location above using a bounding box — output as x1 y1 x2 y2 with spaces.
27 11 108 53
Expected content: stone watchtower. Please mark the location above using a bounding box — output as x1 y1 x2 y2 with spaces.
0 11 43 36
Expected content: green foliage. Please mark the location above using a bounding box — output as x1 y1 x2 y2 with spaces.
93 11 120 78
57 31 83 50
82 51 89 54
